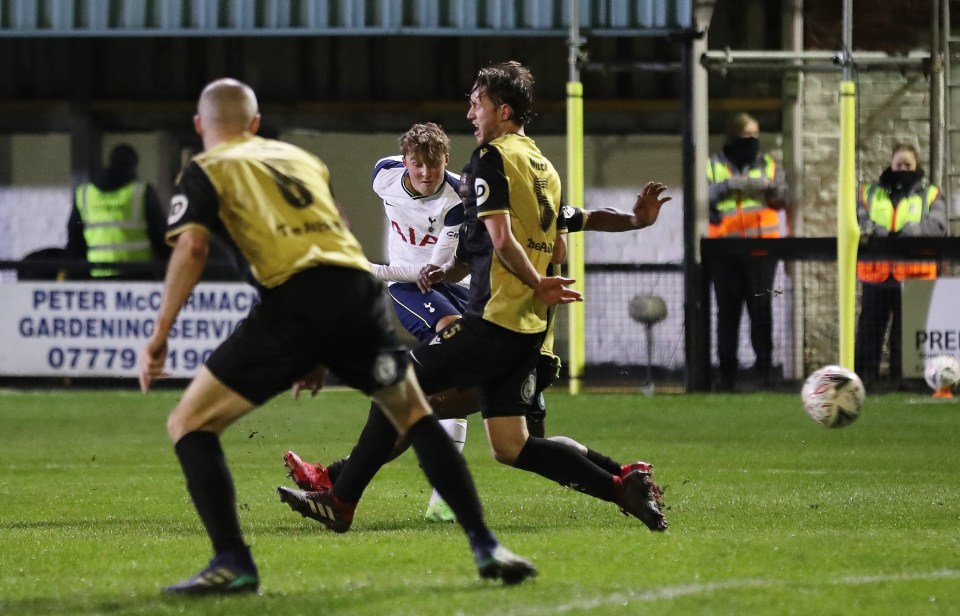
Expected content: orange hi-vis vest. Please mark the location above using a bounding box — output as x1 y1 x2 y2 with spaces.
707 154 781 239
856 183 940 283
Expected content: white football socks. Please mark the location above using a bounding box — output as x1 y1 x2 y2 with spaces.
428 418 468 507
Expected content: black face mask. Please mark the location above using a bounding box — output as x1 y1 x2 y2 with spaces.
886 169 921 191
723 137 759 170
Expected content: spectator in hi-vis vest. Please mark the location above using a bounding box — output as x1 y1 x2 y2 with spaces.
707 112 790 392
66 144 170 278
855 143 947 387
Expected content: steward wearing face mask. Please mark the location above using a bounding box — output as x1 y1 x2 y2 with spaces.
707 114 789 239
857 144 946 282
706 113 791 391
855 142 947 385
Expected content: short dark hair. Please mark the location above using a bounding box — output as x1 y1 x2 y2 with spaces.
471 61 535 126
108 144 139 172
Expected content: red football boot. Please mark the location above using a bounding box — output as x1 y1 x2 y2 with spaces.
283 450 333 491
617 470 668 532
277 486 354 533
620 461 664 509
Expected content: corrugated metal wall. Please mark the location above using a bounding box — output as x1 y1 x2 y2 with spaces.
0 0 691 37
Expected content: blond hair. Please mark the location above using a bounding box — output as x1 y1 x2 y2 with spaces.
725 112 758 140
399 123 450 165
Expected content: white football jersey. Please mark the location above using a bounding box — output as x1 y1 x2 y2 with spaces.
372 156 467 286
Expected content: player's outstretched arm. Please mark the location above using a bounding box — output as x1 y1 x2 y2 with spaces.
582 181 672 232
629 181 671 228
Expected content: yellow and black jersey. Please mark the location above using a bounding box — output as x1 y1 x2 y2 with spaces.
456 133 563 334
167 135 370 288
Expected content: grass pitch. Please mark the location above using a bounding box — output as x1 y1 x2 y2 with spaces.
0 386 958 615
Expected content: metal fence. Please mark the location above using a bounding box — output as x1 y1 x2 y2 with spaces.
561 238 960 393
698 237 960 393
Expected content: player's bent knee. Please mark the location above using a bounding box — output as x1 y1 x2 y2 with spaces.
372 368 431 433
166 401 214 442
166 409 193 443
548 435 588 455
484 416 529 465
167 405 243 442
488 436 526 465
490 446 520 465
165 369 257 441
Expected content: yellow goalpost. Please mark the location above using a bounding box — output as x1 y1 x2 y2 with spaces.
565 1 585 394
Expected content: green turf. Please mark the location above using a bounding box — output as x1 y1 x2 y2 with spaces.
0 387 958 615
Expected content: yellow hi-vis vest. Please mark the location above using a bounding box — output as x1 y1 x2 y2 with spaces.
857 183 940 283
75 182 151 277
707 154 781 239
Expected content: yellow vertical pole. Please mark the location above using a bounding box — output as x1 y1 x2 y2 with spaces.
837 0 860 370
566 79 585 394
565 0 585 394
837 79 859 369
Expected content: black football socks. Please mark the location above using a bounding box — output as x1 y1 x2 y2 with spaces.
405 414 497 551
331 405 399 503
174 431 246 555
514 436 617 502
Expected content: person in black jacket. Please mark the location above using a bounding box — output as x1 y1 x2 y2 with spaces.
66 144 169 278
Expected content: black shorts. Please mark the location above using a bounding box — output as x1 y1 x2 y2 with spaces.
206 266 409 405
410 315 544 419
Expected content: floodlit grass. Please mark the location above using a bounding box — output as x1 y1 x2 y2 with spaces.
0 387 958 615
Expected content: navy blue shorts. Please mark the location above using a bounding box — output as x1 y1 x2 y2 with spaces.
205 267 409 405
387 282 470 342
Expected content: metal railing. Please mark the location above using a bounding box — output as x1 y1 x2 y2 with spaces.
0 258 239 281
699 237 960 391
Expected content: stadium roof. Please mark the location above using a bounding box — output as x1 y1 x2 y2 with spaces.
0 0 693 38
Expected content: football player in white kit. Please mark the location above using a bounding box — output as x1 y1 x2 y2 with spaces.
285 123 468 522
